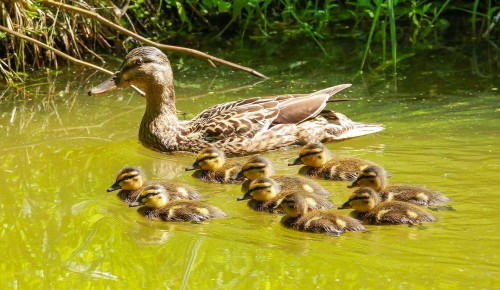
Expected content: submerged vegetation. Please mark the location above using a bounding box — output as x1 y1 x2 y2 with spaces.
0 0 499 82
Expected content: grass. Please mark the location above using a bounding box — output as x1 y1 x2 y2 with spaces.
0 0 498 83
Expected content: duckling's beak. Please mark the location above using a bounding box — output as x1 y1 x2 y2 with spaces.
347 180 359 189
185 162 200 171
88 75 118 96
338 200 352 209
235 170 245 180
236 191 252 201
288 157 303 166
129 199 142 207
107 181 121 192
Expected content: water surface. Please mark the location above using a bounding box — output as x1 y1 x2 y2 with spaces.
1 42 499 288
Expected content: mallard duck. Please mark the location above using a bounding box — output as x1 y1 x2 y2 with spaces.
275 192 366 235
288 143 384 181
236 177 333 213
107 166 201 203
185 147 244 183
237 155 330 195
338 188 436 225
88 46 383 157
129 183 227 222
348 165 451 206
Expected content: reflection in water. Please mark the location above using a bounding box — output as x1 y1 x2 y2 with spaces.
0 42 499 288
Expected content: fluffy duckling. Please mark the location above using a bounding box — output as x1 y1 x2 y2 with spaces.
288 143 384 181
129 183 227 222
236 177 333 213
185 148 244 183
338 188 436 225
107 166 201 203
275 193 366 235
237 155 330 195
348 165 451 207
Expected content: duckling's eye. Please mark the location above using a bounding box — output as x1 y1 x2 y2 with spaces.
317 155 322 159
136 58 144 66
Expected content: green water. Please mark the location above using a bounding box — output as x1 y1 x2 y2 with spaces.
1 43 499 289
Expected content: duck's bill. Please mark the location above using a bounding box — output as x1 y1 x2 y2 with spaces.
106 181 121 192
288 157 303 166
185 163 200 171
347 181 358 189
236 191 251 201
338 201 352 209
129 200 141 207
88 77 117 96
235 170 244 180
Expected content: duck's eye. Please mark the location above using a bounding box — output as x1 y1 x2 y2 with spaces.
136 58 144 66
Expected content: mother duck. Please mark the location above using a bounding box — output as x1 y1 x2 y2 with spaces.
89 46 383 157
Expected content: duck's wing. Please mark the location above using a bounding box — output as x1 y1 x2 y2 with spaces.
185 84 352 141
185 100 282 141
273 84 352 124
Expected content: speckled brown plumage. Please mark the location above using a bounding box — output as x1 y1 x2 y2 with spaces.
289 143 384 181
339 188 436 225
237 177 333 213
89 47 384 157
130 183 226 222
238 155 330 195
277 193 365 235
348 165 451 206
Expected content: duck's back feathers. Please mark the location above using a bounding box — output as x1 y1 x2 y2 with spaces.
247 191 334 213
363 201 436 225
139 200 227 222
300 156 377 181
381 185 451 206
191 161 244 183
273 175 330 196
282 210 366 234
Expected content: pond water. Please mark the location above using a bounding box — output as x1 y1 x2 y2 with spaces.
1 41 499 288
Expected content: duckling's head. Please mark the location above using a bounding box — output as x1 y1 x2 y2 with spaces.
347 165 388 192
338 188 381 213
88 46 173 96
129 183 169 208
236 155 274 180
185 148 226 171
274 193 308 218
107 166 146 192
237 177 280 202
288 143 332 168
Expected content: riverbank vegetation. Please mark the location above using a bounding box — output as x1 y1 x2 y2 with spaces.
0 0 498 83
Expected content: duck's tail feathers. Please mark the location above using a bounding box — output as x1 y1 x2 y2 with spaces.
312 84 352 99
328 122 385 141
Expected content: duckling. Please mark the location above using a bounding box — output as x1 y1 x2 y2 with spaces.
107 166 201 203
237 155 330 195
236 177 333 213
288 143 384 181
348 165 451 207
185 148 244 183
129 183 227 222
338 188 436 225
275 192 366 235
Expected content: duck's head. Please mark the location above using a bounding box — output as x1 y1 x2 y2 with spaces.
107 166 146 192
237 177 280 202
273 193 308 218
129 183 169 208
88 46 173 96
347 165 388 192
288 143 332 167
338 188 381 213
185 148 226 171
236 155 274 180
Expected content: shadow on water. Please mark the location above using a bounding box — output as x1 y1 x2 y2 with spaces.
0 40 499 288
